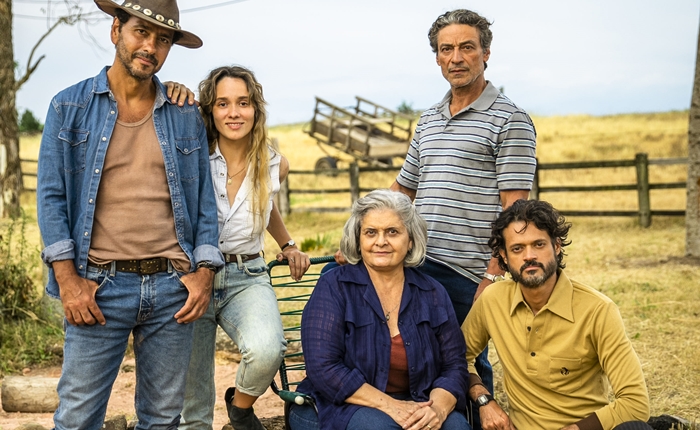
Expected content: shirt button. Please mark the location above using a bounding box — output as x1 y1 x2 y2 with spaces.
84 232 88 236
411 367 415 371
412 391 417 396
220 194 225 198
169 172 174 176
94 169 100 174
527 326 531 331
530 352 536 357
78 265 84 269
110 111 115 115
405 342 410 346
220 241 224 244
220 172 224 176
101 137 107 141
89 199 94 204
184 148 189 153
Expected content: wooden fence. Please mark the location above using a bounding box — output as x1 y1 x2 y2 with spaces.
21 153 687 227
278 153 688 227
21 158 38 192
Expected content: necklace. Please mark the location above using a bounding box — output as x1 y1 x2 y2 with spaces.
384 300 401 321
226 165 247 185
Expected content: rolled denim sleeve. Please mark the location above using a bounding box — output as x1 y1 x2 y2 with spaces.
301 277 367 404
192 118 224 269
37 99 74 265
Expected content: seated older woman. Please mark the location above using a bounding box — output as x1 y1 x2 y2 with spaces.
289 189 470 430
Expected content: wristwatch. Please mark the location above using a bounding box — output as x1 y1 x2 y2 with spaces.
476 393 494 408
483 272 506 283
281 239 296 251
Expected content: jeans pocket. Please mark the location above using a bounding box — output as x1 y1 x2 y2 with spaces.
172 271 189 289
85 266 110 290
242 260 268 277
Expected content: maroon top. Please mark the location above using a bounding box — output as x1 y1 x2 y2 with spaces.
386 333 410 393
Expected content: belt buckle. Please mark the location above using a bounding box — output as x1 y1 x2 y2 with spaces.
139 259 160 275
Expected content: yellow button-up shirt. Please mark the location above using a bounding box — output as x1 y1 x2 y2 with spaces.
463 270 649 430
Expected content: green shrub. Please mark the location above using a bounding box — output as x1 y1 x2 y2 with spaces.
300 234 333 252
0 211 64 375
0 211 39 319
19 109 43 134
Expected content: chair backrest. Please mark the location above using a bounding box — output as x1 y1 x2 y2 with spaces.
268 255 335 395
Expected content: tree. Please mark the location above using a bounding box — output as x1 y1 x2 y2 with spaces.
0 1 94 217
687 20 700 257
19 109 43 134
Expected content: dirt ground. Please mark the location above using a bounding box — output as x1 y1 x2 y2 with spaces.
0 353 288 430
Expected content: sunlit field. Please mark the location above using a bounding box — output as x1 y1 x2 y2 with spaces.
18 110 699 420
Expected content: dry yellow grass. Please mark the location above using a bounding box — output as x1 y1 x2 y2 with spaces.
17 110 699 420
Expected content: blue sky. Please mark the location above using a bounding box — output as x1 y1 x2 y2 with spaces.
13 0 700 125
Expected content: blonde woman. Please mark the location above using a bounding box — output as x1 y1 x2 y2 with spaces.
178 66 310 430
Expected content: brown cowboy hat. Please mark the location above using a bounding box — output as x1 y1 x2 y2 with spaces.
94 0 203 49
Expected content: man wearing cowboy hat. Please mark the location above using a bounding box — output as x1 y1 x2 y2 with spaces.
37 1 223 428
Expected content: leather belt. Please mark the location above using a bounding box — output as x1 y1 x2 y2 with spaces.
223 253 261 263
88 257 170 275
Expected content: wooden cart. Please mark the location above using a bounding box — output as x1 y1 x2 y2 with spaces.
306 96 415 170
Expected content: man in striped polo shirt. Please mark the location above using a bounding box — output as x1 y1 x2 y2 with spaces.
391 9 537 427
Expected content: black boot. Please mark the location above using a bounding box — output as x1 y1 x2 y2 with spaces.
224 387 265 430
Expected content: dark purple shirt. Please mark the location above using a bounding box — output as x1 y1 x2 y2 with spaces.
297 262 468 430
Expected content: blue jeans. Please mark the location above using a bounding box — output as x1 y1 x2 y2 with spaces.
180 256 287 430
418 259 493 429
289 401 471 430
53 264 193 430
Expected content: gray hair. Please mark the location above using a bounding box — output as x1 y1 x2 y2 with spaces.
428 9 493 54
340 189 427 267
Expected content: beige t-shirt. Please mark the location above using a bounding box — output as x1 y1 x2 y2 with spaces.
88 109 190 272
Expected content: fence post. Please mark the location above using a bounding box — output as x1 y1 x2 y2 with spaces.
635 153 651 227
531 159 540 200
279 176 290 217
349 162 360 204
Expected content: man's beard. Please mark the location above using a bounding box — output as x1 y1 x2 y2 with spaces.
116 37 159 81
508 259 558 288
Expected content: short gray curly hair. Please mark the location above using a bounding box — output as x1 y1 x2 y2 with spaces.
428 9 493 54
340 189 427 267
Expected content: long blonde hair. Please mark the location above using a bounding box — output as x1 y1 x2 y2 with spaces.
199 66 275 234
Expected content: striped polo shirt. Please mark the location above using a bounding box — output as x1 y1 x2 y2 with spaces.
397 82 537 283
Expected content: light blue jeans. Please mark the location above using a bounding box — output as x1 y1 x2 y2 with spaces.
180 256 287 430
53 264 193 430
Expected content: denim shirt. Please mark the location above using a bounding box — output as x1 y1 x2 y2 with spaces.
37 66 223 298
297 262 468 430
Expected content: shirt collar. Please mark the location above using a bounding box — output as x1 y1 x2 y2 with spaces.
438 81 499 119
509 270 575 322
95 66 168 109
337 261 434 291
210 141 223 161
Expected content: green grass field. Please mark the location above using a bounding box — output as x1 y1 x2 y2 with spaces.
11 110 700 420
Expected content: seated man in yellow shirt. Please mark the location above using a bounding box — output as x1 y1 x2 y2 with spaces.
463 199 651 430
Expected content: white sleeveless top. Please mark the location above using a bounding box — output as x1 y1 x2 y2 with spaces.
209 144 281 255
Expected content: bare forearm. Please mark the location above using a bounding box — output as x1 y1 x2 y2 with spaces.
390 180 416 201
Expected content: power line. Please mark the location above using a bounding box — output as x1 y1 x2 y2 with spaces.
15 11 108 20
181 0 250 13
15 0 250 19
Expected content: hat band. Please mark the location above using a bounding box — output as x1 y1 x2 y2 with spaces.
122 2 182 30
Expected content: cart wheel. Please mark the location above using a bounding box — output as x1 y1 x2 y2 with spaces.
377 157 393 167
315 157 338 176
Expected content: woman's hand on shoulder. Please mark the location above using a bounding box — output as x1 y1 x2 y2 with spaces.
163 81 197 107
277 246 310 281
